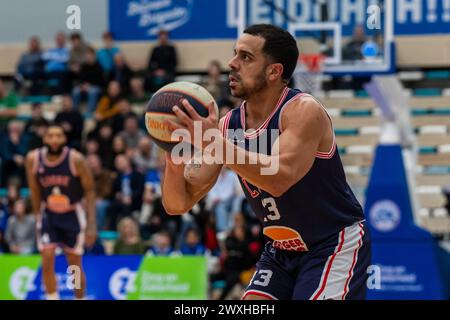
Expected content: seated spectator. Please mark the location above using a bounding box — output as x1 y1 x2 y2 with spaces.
54 95 84 150
83 138 99 156
0 121 28 187
42 31 70 94
112 135 129 160
87 154 114 231
0 201 9 253
129 77 151 104
343 25 367 61
206 168 241 233
146 30 177 92
95 81 123 122
133 136 158 174
87 122 116 169
84 238 106 255
109 53 133 95
0 79 19 131
5 198 36 254
118 114 146 151
107 154 145 229
72 46 104 115
113 217 146 255
97 31 120 77
68 32 88 78
201 60 229 102
147 230 177 256
25 103 50 149
15 36 44 95
211 225 251 300
111 99 137 135
180 228 206 255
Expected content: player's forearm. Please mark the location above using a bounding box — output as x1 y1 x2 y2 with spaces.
162 163 193 215
84 189 97 229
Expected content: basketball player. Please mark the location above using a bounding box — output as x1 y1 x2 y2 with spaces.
162 24 371 300
25 124 96 300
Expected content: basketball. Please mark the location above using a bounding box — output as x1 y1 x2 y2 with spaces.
144 81 219 151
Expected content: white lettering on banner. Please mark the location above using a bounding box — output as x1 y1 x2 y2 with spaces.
342 0 365 24
9 267 37 300
288 0 310 22
397 0 422 23
127 0 193 36
250 0 271 25
227 0 238 27
444 0 450 22
274 0 285 25
109 268 137 300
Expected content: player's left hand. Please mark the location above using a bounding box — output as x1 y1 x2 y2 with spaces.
85 227 97 248
166 99 219 150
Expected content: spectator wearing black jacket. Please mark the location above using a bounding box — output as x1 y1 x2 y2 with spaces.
15 36 44 95
54 95 84 150
109 53 133 96
72 47 104 115
107 154 145 230
146 30 177 92
25 103 49 150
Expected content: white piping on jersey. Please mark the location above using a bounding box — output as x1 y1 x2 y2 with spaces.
240 86 289 139
278 92 337 159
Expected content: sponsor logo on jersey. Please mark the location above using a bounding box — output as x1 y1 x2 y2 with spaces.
263 226 308 251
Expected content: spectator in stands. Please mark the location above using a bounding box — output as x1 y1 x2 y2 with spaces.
72 46 104 116
201 60 229 102
96 31 120 77
211 225 251 300
25 103 49 150
146 30 177 92
0 79 19 130
68 32 88 78
90 122 116 170
0 201 9 253
180 227 206 255
0 121 28 187
15 36 44 95
107 154 145 229
109 53 133 95
111 99 136 135
87 154 114 231
4 198 35 255
133 136 158 174
118 114 146 151
112 135 129 160
54 95 84 150
343 25 367 61
42 31 70 94
129 77 151 104
206 168 241 234
95 81 123 122
113 217 146 254
147 230 177 256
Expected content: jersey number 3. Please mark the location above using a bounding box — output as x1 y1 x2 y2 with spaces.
262 197 280 222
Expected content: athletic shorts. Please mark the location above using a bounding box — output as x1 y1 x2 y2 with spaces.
36 206 86 255
243 220 371 300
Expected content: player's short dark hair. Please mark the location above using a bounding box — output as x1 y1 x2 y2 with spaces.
244 24 299 82
46 121 66 134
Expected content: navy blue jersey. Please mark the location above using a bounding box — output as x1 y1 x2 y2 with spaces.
222 87 365 251
34 147 83 214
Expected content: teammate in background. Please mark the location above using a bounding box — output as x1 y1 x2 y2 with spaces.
162 24 371 300
25 124 96 300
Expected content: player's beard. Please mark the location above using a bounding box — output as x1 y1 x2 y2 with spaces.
231 68 268 100
45 144 64 156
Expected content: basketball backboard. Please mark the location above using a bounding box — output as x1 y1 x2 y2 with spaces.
236 0 394 76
